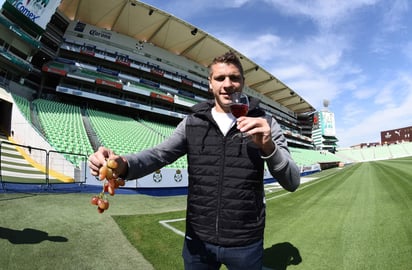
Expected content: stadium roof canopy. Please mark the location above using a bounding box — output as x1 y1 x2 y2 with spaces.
58 0 315 114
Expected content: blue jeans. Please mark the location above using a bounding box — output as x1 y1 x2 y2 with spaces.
182 237 263 270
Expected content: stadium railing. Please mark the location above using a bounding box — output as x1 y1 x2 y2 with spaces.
0 140 87 190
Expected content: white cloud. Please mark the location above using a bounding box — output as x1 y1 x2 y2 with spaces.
373 88 394 107
369 0 409 56
339 102 412 146
220 30 350 74
374 73 412 108
270 65 310 81
337 72 412 146
342 102 367 122
288 77 340 108
381 0 409 33
217 31 350 108
230 34 284 61
148 0 254 19
263 0 379 29
353 88 376 100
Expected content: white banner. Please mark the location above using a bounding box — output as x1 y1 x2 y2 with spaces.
320 111 336 137
6 0 62 29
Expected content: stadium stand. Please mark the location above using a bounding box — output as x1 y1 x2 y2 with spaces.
138 118 176 138
11 94 31 122
1 1 411 189
87 108 157 154
87 108 187 169
33 99 94 166
335 142 412 162
289 147 341 166
389 143 412 158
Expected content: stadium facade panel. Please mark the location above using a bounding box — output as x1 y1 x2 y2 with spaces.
381 126 412 145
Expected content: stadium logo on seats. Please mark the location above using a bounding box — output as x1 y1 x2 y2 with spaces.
174 169 182 182
153 170 162 183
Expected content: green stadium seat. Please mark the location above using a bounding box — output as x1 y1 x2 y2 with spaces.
33 99 94 166
86 108 187 168
12 94 31 122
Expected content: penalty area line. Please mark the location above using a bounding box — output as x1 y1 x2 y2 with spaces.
159 218 186 237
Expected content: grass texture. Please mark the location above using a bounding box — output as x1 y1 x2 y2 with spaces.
1 157 411 269
114 158 412 270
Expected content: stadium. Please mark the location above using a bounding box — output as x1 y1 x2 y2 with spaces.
0 1 411 269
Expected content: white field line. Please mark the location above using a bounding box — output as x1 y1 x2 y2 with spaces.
265 176 317 191
158 218 186 237
158 217 276 270
158 176 327 237
266 176 326 201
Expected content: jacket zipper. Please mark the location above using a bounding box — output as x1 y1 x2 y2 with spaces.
215 136 227 243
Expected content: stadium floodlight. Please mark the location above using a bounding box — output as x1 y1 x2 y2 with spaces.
323 99 330 108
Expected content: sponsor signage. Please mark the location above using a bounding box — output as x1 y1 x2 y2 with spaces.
95 78 122 89
181 78 193 86
97 66 119 76
150 92 174 103
319 111 336 137
4 0 62 29
150 68 164 76
42 65 67 76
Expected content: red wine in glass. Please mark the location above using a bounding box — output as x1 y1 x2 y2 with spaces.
230 92 249 117
230 92 250 142
230 103 249 118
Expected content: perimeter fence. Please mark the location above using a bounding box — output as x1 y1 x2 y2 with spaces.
0 140 87 190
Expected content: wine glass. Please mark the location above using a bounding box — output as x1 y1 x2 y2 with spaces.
230 92 250 142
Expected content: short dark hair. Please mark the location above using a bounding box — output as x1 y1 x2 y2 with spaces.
208 51 244 77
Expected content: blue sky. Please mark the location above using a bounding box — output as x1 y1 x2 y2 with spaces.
141 0 412 147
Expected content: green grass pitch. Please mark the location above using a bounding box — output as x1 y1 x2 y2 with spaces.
1 157 411 269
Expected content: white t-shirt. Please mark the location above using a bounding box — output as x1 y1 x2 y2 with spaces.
211 107 236 136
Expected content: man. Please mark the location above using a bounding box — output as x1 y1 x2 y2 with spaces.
88 51 300 269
